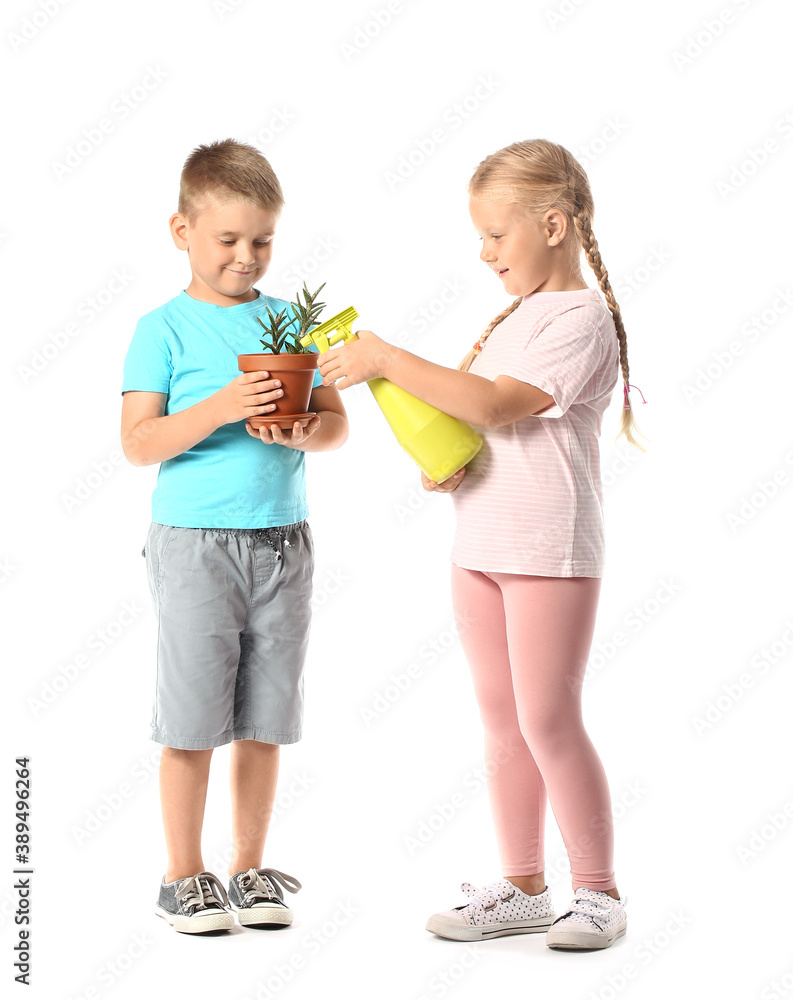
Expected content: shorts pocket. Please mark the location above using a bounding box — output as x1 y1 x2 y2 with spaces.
145 523 175 606
302 521 314 561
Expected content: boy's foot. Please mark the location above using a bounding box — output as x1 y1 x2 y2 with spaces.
227 867 302 927
546 887 627 950
155 871 234 933
426 879 555 941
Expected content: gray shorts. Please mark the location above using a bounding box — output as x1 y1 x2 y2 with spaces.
142 520 314 749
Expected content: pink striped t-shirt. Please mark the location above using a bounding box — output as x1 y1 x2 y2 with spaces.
450 287 619 577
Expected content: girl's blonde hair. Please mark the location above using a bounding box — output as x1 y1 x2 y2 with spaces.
459 139 645 451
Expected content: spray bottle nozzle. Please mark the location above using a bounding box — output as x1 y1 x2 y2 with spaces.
299 306 360 354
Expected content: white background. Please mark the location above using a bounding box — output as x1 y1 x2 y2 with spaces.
4 0 792 997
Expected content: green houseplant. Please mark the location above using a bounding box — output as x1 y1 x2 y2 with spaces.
255 283 327 354
237 283 328 429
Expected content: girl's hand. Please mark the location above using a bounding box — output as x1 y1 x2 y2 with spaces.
421 467 466 493
245 415 321 449
317 330 392 389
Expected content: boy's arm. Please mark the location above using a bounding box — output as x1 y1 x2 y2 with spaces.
299 383 348 451
122 391 219 466
121 371 284 466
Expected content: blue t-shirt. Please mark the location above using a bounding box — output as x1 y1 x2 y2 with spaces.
121 288 323 528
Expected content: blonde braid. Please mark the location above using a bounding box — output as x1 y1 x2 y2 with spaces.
457 297 522 372
572 209 646 452
461 139 645 449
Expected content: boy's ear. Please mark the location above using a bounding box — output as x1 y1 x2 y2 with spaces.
169 212 190 250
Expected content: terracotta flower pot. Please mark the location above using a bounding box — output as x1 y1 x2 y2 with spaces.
237 351 319 429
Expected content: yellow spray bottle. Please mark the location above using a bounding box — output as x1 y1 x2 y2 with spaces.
301 307 483 483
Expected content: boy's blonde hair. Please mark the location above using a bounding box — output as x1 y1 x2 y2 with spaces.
177 138 284 225
460 139 645 451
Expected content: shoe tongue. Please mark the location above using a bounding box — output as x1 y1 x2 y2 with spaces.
473 879 515 903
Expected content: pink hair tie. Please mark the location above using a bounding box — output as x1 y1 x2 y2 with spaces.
623 383 647 410
472 340 484 355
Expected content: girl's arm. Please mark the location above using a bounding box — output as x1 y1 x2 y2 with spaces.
317 332 555 427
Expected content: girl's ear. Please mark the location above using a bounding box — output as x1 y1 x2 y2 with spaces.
543 209 568 246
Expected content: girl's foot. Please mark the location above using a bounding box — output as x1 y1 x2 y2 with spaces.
546 887 627 950
426 878 555 941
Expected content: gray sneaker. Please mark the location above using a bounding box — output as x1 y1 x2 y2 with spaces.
155 871 234 933
227 868 302 927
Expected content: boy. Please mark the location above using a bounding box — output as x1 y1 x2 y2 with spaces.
120 138 348 934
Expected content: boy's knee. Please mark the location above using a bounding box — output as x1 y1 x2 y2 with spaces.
231 738 280 753
161 745 214 760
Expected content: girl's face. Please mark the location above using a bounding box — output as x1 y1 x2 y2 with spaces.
469 196 583 296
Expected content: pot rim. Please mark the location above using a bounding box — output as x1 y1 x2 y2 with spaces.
237 352 319 369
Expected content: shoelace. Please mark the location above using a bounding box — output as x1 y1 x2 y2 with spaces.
460 881 516 913
237 867 302 905
556 893 615 930
175 872 230 913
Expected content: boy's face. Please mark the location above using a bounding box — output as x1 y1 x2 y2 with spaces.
170 193 280 306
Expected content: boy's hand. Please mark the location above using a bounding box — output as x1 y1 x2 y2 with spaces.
214 371 285 425
421 467 466 492
245 415 321 449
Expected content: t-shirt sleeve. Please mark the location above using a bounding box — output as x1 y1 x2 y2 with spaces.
502 312 604 419
121 314 173 395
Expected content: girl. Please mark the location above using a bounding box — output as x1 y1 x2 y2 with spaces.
317 139 644 951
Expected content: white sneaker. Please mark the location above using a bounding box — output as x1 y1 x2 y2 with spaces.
426 879 556 941
545 887 627 950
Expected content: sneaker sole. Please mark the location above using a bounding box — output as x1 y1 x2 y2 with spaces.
154 904 234 933
230 903 293 927
426 914 556 941
546 921 627 950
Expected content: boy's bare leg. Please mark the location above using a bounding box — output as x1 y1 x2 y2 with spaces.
160 747 214 882
228 739 280 877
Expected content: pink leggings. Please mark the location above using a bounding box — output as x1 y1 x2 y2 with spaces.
450 564 615 892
